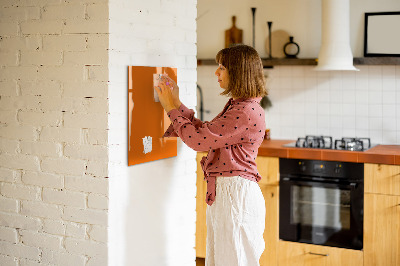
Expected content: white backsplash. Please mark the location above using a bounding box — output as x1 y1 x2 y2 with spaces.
197 65 400 145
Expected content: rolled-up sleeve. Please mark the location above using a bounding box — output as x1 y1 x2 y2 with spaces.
163 103 205 137
166 106 251 152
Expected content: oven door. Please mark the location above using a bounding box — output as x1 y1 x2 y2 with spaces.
279 177 363 250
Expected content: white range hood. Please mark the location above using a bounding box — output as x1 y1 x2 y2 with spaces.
314 0 359 71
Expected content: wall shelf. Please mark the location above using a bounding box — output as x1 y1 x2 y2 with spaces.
353 57 400 65
197 57 400 68
261 58 317 67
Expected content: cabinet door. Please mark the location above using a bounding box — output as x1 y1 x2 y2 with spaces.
259 185 279 266
196 152 208 258
364 193 400 266
278 241 363 266
365 163 400 196
256 156 279 186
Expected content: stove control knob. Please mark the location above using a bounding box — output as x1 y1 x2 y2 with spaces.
334 164 342 174
298 161 306 171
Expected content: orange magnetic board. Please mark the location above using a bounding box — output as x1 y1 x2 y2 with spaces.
128 66 177 166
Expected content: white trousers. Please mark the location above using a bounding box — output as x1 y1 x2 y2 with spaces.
205 176 266 266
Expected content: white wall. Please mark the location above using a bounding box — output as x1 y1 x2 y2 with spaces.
108 0 198 265
0 1 109 265
0 0 197 265
265 65 400 144
198 0 400 58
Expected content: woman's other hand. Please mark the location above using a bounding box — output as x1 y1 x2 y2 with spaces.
155 78 176 113
161 75 181 109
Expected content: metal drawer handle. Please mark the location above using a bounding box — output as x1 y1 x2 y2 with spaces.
309 252 329 256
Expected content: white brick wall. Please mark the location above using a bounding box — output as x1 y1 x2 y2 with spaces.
1 0 198 265
0 1 109 265
108 0 198 265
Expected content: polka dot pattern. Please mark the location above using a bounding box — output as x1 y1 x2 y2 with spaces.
163 97 266 206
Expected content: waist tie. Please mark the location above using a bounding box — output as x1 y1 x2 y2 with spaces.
200 156 216 206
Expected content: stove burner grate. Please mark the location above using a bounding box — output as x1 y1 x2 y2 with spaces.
334 137 371 151
293 136 372 151
295 135 333 149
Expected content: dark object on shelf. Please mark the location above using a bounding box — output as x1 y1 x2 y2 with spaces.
260 95 272 110
364 11 400 57
225 16 243 48
283 36 300 58
267 21 273 59
251 8 256 48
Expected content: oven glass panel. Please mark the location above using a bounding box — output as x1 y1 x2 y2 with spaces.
291 185 351 230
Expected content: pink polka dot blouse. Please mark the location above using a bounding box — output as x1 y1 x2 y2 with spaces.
163 97 266 206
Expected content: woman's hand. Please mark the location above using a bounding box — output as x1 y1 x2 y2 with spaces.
155 78 176 113
161 75 181 109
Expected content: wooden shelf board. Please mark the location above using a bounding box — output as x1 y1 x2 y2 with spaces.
353 57 400 65
197 57 400 67
262 58 317 66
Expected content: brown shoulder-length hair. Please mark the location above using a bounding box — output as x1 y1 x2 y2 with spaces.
215 45 267 99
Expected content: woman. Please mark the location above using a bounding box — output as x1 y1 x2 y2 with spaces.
155 45 267 266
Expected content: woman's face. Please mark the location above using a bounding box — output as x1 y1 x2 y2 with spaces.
215 64 229 89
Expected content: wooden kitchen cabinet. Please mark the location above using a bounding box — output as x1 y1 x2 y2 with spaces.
278 241 363 266
196 152 208 258
259 184 279 266
255 156 279 186
364 193 400 266
196 157 400 264
364 163 400 196
364 163 400 266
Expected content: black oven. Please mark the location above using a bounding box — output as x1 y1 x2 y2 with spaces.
279 158 364 250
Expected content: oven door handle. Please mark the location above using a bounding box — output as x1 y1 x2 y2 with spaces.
349 182 357 187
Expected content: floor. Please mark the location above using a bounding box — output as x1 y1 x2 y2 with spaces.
196 257 205 266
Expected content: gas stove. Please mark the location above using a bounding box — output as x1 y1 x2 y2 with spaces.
284 135 374 151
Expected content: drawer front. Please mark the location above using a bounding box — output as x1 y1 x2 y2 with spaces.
278 241 363 266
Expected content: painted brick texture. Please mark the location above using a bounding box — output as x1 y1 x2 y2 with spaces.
108 0 198 265
0 1 109 265
1 0 198 265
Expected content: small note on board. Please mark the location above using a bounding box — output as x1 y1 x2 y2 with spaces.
142 136 153 154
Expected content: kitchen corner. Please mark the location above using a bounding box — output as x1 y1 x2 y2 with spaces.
196 139 400 265
196 0 400 265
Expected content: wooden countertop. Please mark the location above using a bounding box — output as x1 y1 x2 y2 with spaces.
258 139 400 165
